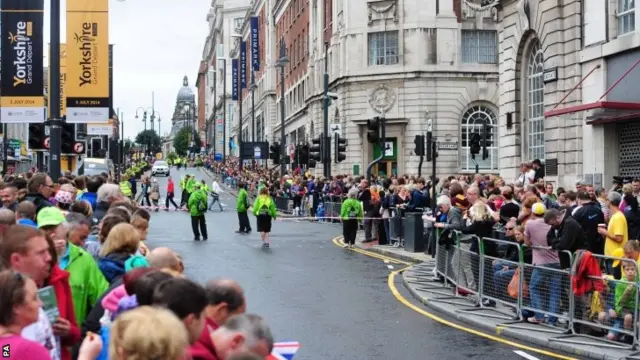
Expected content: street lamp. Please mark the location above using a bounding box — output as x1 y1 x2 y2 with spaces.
276 37 289 176
250 71 257 142
135 107 154 156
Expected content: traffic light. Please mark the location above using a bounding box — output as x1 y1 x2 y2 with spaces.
481 123 491 160
335 134 347 163
469 133 481 155
28 124 46 150
309 134 323 163
269 142 280 161
298 144 310 166
426 132 435 161
367 117 381 143
413 135 425 156
61 123 76 154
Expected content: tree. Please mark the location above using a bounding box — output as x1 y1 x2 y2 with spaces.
166 151 178 163
123 139 135 155
173 128 190 156
135 130 162 154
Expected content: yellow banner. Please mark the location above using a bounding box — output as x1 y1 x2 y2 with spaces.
65 0 109 117
47 43 66 116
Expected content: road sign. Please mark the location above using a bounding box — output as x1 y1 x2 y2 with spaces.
43 136 50 149
437 142 458 150
73 141 86 154
330 124 341 135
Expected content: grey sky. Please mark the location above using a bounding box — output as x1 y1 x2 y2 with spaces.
42 0 209 139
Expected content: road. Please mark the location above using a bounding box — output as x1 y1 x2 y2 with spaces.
145 166 567 360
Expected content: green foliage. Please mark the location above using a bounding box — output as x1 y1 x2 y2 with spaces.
173 128 190 156
166 152 178 163
135 130 162 154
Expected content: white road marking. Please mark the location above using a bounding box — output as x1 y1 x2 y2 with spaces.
387 265 394 270
513 351 540 360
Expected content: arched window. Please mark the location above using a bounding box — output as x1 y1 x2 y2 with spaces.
460 104 498 172
526 40 545 161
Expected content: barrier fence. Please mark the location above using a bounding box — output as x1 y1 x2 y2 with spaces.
428 230 640 350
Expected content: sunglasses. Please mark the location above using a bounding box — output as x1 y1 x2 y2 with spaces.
505 227 514 231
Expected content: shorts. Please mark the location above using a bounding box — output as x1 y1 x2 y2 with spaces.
257 214 272 233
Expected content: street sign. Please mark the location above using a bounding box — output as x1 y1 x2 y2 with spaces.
437 142 458 150
73 141 86 154
43 136 50 149
330 124 341 135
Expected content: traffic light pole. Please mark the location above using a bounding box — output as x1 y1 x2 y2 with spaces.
322 42 331 178
365 116 385 182
431 137 437 214
2 124 7 177
48 0 62 178
279 63 286 176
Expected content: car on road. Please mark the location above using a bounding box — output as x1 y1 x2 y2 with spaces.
152 160 170 176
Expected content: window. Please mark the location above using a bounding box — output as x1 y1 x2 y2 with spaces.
233 18 243 31
526 40 545 161
618 0 635 35
460 105 498 171
368 31 399 65
461 30 498 64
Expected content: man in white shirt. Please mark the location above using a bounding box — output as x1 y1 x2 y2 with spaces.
209 180 224 211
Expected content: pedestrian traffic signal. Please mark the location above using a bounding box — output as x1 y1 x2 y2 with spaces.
469 133 481 155
367 117 381 143
298 144 310 166
61 123 76 154
309 134 323 163
28 124 46 150
426 132 437 162
335 134 347 163
269 142 280 161
414 135 425 156
481 123 491 160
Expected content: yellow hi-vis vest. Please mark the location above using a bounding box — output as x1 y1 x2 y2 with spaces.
119 181 132 197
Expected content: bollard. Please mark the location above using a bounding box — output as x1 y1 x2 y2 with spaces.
404 212 425 252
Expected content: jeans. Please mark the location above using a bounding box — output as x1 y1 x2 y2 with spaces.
383 219 391 245
493 261 516 294
529 263 562 324
165 192 179 209
208 193 223 211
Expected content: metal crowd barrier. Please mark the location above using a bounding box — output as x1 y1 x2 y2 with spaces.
423 230 640 349
274 196 293 214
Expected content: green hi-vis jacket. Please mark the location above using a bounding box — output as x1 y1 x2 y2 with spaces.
236 188 250 212
340 198 364 221
180 177 187 189
188 189 208 216
253 195 277 218
119 181 132 197
186 178 196 193
202 184 210 194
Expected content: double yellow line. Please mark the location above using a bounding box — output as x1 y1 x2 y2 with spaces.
331 236 578 360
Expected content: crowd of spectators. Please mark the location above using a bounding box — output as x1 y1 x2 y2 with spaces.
0 168 279 360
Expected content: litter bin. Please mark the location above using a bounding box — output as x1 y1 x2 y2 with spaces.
404 212 425 252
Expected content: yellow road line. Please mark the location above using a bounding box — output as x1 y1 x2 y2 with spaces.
332 237 411 265
330 236 578 360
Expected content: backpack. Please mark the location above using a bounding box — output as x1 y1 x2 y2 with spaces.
346 201 359 219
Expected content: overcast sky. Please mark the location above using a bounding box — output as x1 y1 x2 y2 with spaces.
43 0 209 139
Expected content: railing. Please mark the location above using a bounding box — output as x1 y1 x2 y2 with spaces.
428 229 640 350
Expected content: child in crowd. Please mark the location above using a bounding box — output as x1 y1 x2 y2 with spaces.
599 260 637 341
131 215 150 256
624 240 640 261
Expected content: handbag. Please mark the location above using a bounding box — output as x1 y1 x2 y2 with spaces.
508 268 529 299
150 192 159 201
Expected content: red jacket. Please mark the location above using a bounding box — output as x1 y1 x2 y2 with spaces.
48 265 81 360
168 180 175 193
572 251 605 296
189 317 219 360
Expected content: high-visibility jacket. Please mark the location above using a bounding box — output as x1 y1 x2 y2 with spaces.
119 181 132 197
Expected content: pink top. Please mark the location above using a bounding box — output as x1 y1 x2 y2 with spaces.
0 334 51 359
524 218 559 265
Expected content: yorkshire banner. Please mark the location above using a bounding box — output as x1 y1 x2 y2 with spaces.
0 0 45 124
47 44 67 117
66 0 109 123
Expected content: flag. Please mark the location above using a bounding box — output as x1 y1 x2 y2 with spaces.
266 341 300 360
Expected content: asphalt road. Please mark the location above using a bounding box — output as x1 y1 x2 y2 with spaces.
145 166 564 360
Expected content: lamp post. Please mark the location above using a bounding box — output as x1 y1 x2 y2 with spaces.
135 107 153 156
219 58 227 162
276 37 289 176
48 0 62 178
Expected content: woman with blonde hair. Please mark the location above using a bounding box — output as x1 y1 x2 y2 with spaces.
97 223 144 284
109 306 189 360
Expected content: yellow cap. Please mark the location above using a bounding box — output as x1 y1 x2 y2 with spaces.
531 202 546 216
612 247 626 268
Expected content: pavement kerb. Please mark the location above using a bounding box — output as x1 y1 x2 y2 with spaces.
400 273 613 360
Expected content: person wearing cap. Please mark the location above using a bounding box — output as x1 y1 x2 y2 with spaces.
523 202 561 325
188 182 209 241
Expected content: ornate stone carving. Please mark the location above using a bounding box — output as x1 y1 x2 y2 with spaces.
461 0 500 21
367 0 397 25
368 84 396 114
518 0 530 32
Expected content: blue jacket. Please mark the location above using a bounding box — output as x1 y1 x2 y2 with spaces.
78 192 98 210
97 253 129 284
17 218 37 227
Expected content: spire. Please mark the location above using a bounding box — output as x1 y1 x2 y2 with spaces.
183 75 188 86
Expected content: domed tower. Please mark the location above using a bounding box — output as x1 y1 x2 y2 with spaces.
170 76 197 136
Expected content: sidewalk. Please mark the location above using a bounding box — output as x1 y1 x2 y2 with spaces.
350 234 638 360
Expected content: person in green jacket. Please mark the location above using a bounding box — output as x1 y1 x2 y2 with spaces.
253 187 277 247
180 174 191 208
188 183 208 241
235 182 252 234
119 175 133 199
340 188 364 248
